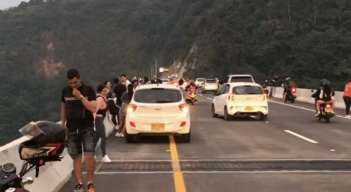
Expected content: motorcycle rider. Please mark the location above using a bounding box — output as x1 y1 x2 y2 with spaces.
312 79 335 117
185 80 198 93
185 80 198 103
283 77 297 103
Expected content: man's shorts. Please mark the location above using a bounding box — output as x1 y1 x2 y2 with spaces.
67 129 96 159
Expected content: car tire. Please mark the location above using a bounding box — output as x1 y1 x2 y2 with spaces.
177 132 191 143
125 133 138 143
224 106 232 121
260 114 268 121
211 104 218 118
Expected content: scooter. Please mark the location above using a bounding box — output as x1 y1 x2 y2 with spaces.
316 101 335 123
186 89 197 105
0 121 65 192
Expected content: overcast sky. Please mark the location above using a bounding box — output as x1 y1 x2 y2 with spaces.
0 0 30 10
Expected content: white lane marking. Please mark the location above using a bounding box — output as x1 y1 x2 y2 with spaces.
269 100 351 120
284 130 319 144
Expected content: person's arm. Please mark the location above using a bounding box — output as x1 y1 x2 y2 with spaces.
96 97 105 112
73 88 97 113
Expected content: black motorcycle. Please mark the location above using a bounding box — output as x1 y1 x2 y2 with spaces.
0 121 65 192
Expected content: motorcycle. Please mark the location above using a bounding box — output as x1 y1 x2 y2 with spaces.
0 121 65 192
316 101 335 123
284 87 297 103
186 91 197 105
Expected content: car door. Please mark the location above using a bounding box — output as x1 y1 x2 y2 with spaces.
213 85 225 114
217 84 230 115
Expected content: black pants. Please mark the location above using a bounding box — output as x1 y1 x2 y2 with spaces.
108 101 120 126
95 116 107 156
344 96 351 115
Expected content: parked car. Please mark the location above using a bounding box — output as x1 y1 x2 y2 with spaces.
195 78 206 88
125 84 191 142
226 74 256 83
212 82 268 121
203 79 219 93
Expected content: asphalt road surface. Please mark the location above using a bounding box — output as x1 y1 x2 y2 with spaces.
61 94 351 192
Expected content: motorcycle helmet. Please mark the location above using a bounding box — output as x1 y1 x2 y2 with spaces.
320 79 330 87
18 121 65 162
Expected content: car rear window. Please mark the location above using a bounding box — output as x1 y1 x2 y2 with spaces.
134 88 182 103
232 86 263 95
230 77 253 83
206 79 217 83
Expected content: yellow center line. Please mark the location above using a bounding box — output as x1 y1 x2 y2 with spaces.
169 135 187 192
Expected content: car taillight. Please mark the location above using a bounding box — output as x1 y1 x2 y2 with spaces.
129 121 136 128
180 121 186 127
179 103 189 113
127 104 138 113
326 104 332 109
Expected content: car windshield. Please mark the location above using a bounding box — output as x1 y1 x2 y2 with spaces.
230 77 253 83
206 80 217 83
233 86 263 95
134 88 182 103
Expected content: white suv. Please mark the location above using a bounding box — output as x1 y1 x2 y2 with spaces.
227 74 255 83
203 79 219 93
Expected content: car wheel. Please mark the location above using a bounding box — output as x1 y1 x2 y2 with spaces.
224 106 232 121
211 104 218 118
260 114 268 121
125 133 138 143
177 132 191 143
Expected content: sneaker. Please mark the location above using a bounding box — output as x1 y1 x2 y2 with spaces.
102 155 112 163
115 132 124 137
87 183 96 192
73 183 84 192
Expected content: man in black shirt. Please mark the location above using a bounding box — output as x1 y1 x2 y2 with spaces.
60 69 97 192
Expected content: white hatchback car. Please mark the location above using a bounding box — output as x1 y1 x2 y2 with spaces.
212 83 268 120
203 79 219 93
195 78 206 88
125 84 191 142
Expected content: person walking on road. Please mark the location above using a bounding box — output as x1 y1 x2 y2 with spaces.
343 80 351 118
95 84 112 163
116 84 134 137
113 77 127 137
113 77 127 107
60 69 97 192
104 80 119 129
120 74 131 89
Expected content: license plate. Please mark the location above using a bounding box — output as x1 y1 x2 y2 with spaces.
151 123 165 131
245 106 254 112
